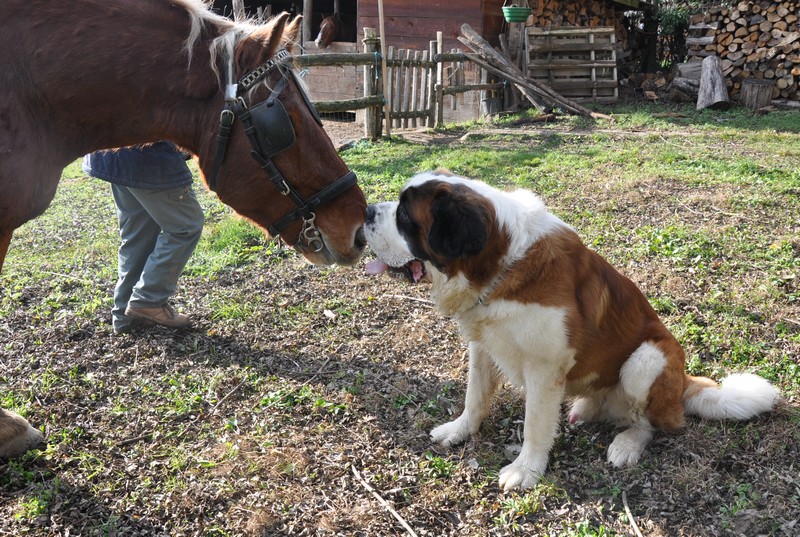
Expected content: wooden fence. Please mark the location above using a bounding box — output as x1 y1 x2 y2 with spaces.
295 29 502 139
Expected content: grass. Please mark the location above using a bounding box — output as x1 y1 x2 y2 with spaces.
1 102 799 535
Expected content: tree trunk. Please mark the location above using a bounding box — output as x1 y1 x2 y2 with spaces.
697 55 731 110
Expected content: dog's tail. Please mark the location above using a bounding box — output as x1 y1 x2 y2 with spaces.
682 373 778 420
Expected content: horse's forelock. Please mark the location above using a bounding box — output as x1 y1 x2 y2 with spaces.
171 0 302 90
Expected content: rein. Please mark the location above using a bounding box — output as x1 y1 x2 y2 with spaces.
208 48 357 253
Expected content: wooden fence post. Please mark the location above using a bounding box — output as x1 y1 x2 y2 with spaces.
303 0 313 45
435 31 444 127
427 40 436 127
362 27 382 139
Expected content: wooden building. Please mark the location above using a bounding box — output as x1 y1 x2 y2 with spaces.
213 1 650 122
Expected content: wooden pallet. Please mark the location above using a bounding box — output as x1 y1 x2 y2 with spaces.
526 26 618 103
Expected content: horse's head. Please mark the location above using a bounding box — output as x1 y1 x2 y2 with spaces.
314 14 339 49
201 13 366 266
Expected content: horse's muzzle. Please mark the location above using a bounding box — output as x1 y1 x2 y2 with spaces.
300 224 366 266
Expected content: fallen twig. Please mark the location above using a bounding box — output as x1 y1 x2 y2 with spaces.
209 380 245 415
382 294 435 306
114 432 153 448
351 464 419 537
622 491 645 537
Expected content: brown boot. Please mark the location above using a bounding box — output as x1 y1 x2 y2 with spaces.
125 303 191 329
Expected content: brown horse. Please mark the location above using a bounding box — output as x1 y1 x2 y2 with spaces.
0 0 366 458
314 13 356 49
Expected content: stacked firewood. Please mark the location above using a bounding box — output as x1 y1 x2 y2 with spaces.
529 0 617 27
686 1 800 101
527 0 629 50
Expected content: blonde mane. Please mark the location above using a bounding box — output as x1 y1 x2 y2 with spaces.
173 0 293 86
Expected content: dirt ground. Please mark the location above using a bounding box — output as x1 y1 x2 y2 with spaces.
1 119 798 536
322 119 366 148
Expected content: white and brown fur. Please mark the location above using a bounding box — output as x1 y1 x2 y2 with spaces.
0 409 44 459
364 170 779 491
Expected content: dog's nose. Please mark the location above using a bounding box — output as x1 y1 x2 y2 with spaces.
365 204 376 224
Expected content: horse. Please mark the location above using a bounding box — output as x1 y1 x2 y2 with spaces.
314 13 356 49
0 0 367 458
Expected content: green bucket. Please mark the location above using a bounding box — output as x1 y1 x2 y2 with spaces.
502 6 531 23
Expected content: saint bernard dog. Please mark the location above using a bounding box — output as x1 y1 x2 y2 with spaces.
364 170 779 491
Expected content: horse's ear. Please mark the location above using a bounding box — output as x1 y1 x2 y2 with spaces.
428 189 489 259
236 11 291 69
283 15 302 52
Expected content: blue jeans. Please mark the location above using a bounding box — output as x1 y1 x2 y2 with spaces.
111 184 204 332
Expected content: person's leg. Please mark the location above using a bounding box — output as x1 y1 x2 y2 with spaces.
111 184 160 333
125 185 204 319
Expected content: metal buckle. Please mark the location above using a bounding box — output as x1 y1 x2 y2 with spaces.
219 108 234 127
277 179 292 196
301 213 324 252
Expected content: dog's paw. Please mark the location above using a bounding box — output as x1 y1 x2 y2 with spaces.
430 416 473 447
498 461 542 491
607 428 650 468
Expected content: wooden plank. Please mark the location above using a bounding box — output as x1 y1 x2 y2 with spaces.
402 49 412 128
359 0 482 18
410 50 420 127
427 41 436 127
545 80 620 90
529 68 615 78
528 60 617 68
528 43 617 53
528 27 615 36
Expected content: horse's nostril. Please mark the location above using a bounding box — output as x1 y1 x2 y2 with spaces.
354 226 367 249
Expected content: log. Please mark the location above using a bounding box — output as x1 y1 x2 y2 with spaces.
697 55 731 110
740 77 775 109
672 76 700 97
677 61 703 80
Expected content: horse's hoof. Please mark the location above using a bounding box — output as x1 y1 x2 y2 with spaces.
0 409 45 459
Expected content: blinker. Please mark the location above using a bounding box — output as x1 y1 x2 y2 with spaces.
249 98 296 158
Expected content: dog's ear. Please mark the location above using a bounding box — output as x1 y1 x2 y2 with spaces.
428 190 488 259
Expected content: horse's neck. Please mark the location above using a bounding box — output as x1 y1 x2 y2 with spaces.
14 2 220 158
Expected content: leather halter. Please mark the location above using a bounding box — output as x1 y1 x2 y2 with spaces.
208 48 358 253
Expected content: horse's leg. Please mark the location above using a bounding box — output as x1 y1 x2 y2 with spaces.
0 231 44 458
0 236 44 457
0 408 44 459
0 229 12 274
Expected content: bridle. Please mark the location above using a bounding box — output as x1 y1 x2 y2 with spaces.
208 48 358 253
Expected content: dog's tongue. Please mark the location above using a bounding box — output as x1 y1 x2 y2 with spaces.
364 259 389 275
410 260 424 282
